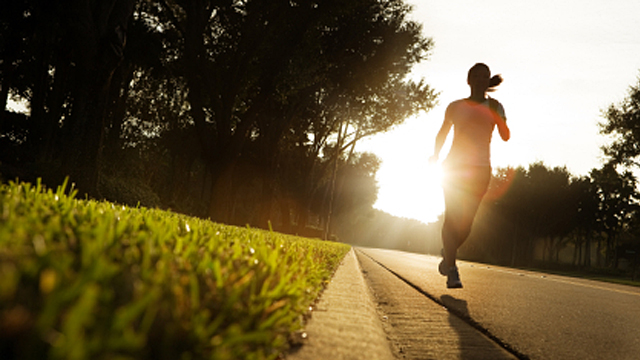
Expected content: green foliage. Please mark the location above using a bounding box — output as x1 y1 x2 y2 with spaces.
0 179 350 360
600 74 640 166
465 164 579 265
1 0 436 230
458 162 640 270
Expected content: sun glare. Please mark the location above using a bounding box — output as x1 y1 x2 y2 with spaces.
373 159 445 224
357 112 448 225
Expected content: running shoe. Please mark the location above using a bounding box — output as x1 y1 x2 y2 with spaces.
446 266 463 289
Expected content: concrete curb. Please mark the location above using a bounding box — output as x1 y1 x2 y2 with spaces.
286 248 394 360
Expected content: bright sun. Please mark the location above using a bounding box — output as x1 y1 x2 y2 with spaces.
358 113 448 224
373 159 445 224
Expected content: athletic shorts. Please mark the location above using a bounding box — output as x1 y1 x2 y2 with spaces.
442 163 491 199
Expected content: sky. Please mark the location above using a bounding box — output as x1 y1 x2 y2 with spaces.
356 0 640 224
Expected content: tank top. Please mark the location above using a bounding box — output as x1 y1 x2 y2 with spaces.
444 98 506 167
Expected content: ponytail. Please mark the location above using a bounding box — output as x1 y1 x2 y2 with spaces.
488 74 503 92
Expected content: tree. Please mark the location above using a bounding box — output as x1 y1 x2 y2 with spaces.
570 176 599 267
589 163 639 268
1 0 67 167
598 73 640 268
465 163 578 266
526 164 576 261
600 73 640 167
139 0 436 223
0 0 135 196
1 0 436 233
325 152 380 237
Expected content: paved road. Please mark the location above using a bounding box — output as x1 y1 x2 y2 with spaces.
358 247 640 360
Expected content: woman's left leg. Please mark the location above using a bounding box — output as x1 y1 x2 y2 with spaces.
447 166 491 254
452 192 485 250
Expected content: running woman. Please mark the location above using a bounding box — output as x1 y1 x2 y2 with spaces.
429 63 511 288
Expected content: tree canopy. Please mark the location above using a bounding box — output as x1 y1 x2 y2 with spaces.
600 73 640 167
0 0 436 234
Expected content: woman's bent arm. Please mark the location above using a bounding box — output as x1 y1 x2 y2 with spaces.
496 117 510 141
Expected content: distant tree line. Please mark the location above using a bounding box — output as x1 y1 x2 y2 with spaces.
0 0 437 235
346 74 640 278
464 162 639 271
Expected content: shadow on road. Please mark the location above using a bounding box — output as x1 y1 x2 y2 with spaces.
441 295 476 360
442 294 514 360
441 295 469 317
440 295 519 360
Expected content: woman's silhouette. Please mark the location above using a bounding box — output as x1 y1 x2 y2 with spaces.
430 63 510 288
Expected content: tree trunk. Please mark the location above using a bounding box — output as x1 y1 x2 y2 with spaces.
41 53 71 163
63 0 134 196
596 238 603 267
281 197 294 234
103 61 134 152
0 66 10 132
207 159 237 224
324 120 346 240
510 231 517 267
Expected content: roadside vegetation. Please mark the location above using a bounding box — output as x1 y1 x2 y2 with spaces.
0 180 350 360
0 0 435 237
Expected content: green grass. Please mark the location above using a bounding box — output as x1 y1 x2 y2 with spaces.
0 179 350 360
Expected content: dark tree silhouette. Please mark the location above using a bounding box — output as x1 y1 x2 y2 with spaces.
1 0 435 235
589 163 639 268
0 0 135 196
570 176 599 268
601 73 640 167
131 0 436 223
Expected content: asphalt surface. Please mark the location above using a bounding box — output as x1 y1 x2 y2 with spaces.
287 248 518 360
357 250 517 360
286 247 640 359
358 247 640 360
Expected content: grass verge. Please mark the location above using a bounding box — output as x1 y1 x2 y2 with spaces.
0 179 350 360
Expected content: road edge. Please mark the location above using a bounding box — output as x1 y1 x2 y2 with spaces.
286 247 395 360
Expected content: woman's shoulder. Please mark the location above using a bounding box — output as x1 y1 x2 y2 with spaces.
487 97 506 119
487 96 505 108
447 97 505 113
450 98 468 106
447 99 468 110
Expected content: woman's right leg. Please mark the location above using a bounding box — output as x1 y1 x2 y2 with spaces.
439 166 491 288
440 189 478 288
441 187 463 268
444 165 491 257
441 185 485 267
